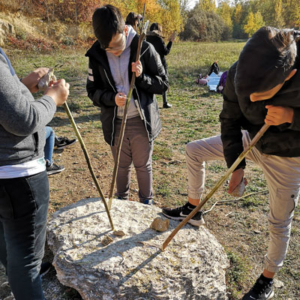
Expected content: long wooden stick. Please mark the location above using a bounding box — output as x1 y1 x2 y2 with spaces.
63 103 114 230
162 124 270 251
108 16 148 210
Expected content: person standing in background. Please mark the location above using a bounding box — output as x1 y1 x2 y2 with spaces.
125 12 143 33
147 23 176 108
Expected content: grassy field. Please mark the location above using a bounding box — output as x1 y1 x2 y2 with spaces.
3 41 300 299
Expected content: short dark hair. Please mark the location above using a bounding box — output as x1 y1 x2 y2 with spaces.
92 5 125 49
150 23 162 33
235 26 298 97
125 12 140 26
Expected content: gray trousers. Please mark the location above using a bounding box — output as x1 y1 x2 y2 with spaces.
111 117 153 202
186 131 300 273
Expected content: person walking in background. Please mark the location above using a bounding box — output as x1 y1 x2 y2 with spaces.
0 47 69 299
147 23 176 108
125 12 143 33
86 5 168 204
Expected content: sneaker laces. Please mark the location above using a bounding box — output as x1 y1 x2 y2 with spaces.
251 279 273 296
172 202 194 212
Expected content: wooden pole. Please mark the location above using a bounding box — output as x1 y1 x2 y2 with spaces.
162 124 270 251
63 102 114 230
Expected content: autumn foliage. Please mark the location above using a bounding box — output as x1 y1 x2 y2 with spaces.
1 0 299 45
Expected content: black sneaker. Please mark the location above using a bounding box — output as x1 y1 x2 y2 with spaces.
242 276 274 300
40 262 52 278
46 161 65 175
163 102 172 108
162 202 205 227
55 136 77 149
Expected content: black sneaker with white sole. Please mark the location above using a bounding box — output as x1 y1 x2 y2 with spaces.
46 161 65 176
242 275 274 300
55 137 77 150
162 202 205 227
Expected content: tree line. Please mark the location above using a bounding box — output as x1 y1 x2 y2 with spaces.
182 0 300 41
1 0 300 42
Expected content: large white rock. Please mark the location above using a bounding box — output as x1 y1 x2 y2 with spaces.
47 198 229 300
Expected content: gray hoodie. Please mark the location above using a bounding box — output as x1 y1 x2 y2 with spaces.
106 26 139 119
0 54 56 166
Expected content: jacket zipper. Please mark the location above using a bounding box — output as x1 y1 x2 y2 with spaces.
104 69 117 146
134 86 151 142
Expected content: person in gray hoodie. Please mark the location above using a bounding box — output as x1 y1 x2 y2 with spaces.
0 47 69 300
86 5 168 204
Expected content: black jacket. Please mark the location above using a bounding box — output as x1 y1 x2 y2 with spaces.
85 35 169 146
220 58 300 170
146 32 172 74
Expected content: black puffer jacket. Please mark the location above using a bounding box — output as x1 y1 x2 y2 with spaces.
86 35 168 146
146 32 172 74
220 57 300 169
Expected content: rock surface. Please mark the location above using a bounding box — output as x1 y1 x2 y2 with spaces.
47 198 229 300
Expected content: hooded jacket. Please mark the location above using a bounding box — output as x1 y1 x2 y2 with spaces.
220 54 300 169
146 31 172 74
86 34 168 146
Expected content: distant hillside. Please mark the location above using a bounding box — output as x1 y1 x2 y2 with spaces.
0 11 93 51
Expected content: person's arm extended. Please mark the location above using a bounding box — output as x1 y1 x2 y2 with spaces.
135 42 169 95
86 58 116 107
0 58 57 136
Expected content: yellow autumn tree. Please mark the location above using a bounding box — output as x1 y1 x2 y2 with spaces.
198 0 216 12
154 0 183 37
244 11 264 37
234 3 242 25
217 1 233 34
95 0 182 39
274 0 285 27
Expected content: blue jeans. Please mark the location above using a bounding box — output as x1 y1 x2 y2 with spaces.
45 126 55 164
0 171 49 300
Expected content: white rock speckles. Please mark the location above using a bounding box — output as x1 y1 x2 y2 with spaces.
47 198 229 300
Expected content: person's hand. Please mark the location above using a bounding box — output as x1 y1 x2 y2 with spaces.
265 105 294 125
228 168 247 194
21 68 50 93
45 79 69 106
132 61 143 78
169 31 177 42
115 92 126 106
